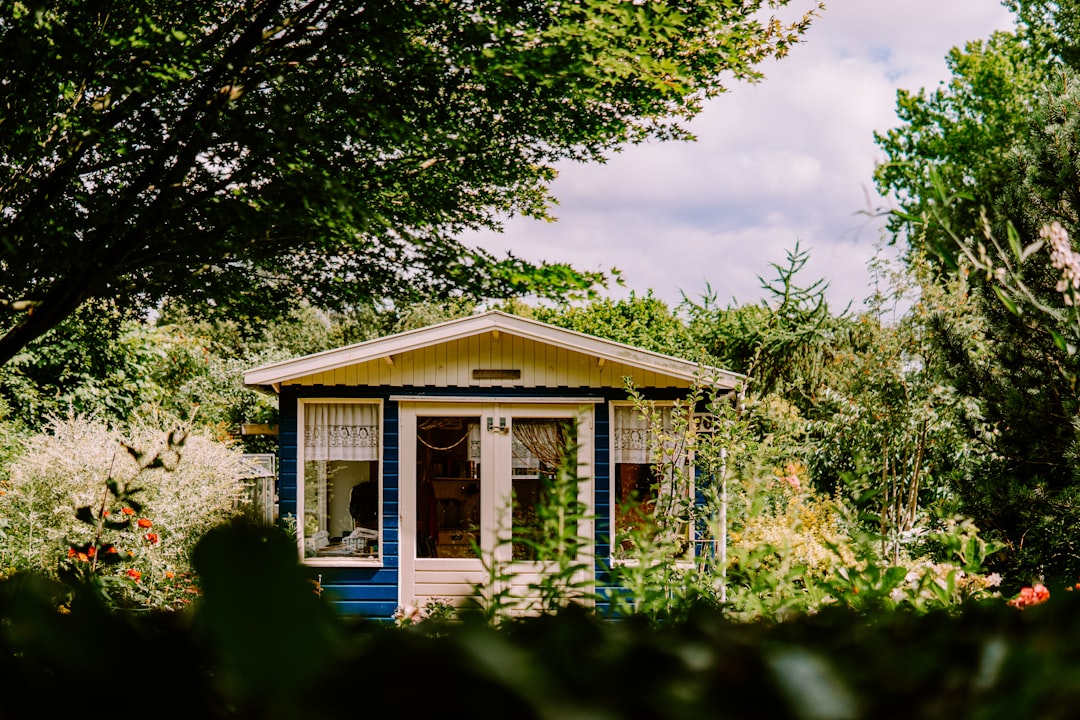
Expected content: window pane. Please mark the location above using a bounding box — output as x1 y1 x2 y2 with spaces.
417 416 481 558
612 405 691 556
303 403 380 559
512 417 573 561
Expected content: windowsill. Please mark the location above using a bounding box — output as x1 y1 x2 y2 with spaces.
608 557 695 571
304 556 384 568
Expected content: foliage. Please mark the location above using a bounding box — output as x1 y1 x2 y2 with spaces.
682 241 850 410
872 8 1080 589
873 24 1050 266
803 251 984 566
0 412 250 609
0 0 822 366
0 301 174 428
888 68 1080 586
529 291 702 361
4 518 1080 718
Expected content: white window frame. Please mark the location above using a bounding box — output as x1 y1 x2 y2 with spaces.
297 398 384 568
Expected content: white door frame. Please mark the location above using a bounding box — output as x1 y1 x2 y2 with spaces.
398 400 594 609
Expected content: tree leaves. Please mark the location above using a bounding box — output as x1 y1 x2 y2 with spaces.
0 0 821 366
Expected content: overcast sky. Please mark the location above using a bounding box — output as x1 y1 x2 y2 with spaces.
465 0 1018 314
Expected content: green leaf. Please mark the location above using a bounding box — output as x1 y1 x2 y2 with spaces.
1006 221 1022 260
1049 328 1070 354
993 286 1020 316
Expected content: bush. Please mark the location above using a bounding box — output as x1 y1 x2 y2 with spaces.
2 518 1079 719
0 412 250 609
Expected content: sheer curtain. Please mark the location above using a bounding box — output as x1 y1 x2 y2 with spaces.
613 406 674 464
305 403 379 461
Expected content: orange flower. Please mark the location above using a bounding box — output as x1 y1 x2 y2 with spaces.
137 518 152 529
86 546 96 557
165 571 175 580
144 532 159 544
121 507 135 516
126 569 142 582
76 552 89 562
104 544 118 554
67 547 76 558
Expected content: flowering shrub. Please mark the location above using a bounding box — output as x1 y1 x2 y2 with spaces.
0 412 249 609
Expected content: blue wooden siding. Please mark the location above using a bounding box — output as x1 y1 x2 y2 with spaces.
278 384 696 619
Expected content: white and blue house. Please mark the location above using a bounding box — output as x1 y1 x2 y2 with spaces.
244 310 741 618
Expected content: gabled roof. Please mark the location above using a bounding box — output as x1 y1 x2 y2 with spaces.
244 309 742 391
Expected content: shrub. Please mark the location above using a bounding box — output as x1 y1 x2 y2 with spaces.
0 412 250 609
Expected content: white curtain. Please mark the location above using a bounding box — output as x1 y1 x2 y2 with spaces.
304 403 379 462
613 405 674 464
469 422 481 462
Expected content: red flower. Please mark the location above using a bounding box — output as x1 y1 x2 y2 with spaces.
126 569 142 582
144 532 159 544
1008 583 1050 609
137 518 152 529
67 547 76 558
121 507 135 516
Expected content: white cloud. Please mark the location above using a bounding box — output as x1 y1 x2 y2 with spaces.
464 0 1017 312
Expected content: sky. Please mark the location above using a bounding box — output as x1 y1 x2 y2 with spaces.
465 0 1018 314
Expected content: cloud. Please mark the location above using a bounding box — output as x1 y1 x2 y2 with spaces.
464 0 1016 312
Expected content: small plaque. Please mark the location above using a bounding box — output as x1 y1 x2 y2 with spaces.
472 369 521 380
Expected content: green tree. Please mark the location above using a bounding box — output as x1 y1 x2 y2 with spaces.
528 291 701 360
873 24 1049 265
683 241 848 410
874 6 1080 588
0 0 820 366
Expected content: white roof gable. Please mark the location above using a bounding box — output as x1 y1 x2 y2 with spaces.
244 309 742 391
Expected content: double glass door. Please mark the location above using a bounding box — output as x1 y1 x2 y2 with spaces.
399 402 592 604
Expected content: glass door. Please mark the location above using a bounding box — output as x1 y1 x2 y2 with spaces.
509 415 576 561
415 415 483 559
400 402 592 608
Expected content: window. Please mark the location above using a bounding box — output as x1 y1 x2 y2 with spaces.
511 417 575 561
612 403 692 556
301 401 381 562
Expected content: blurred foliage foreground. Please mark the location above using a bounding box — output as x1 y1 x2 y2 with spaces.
2 519 1078 720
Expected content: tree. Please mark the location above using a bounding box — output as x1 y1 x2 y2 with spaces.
0 0 820 366
873 25 1049 265
682 241 848 409
528 290 701 361
873 7 1080 587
